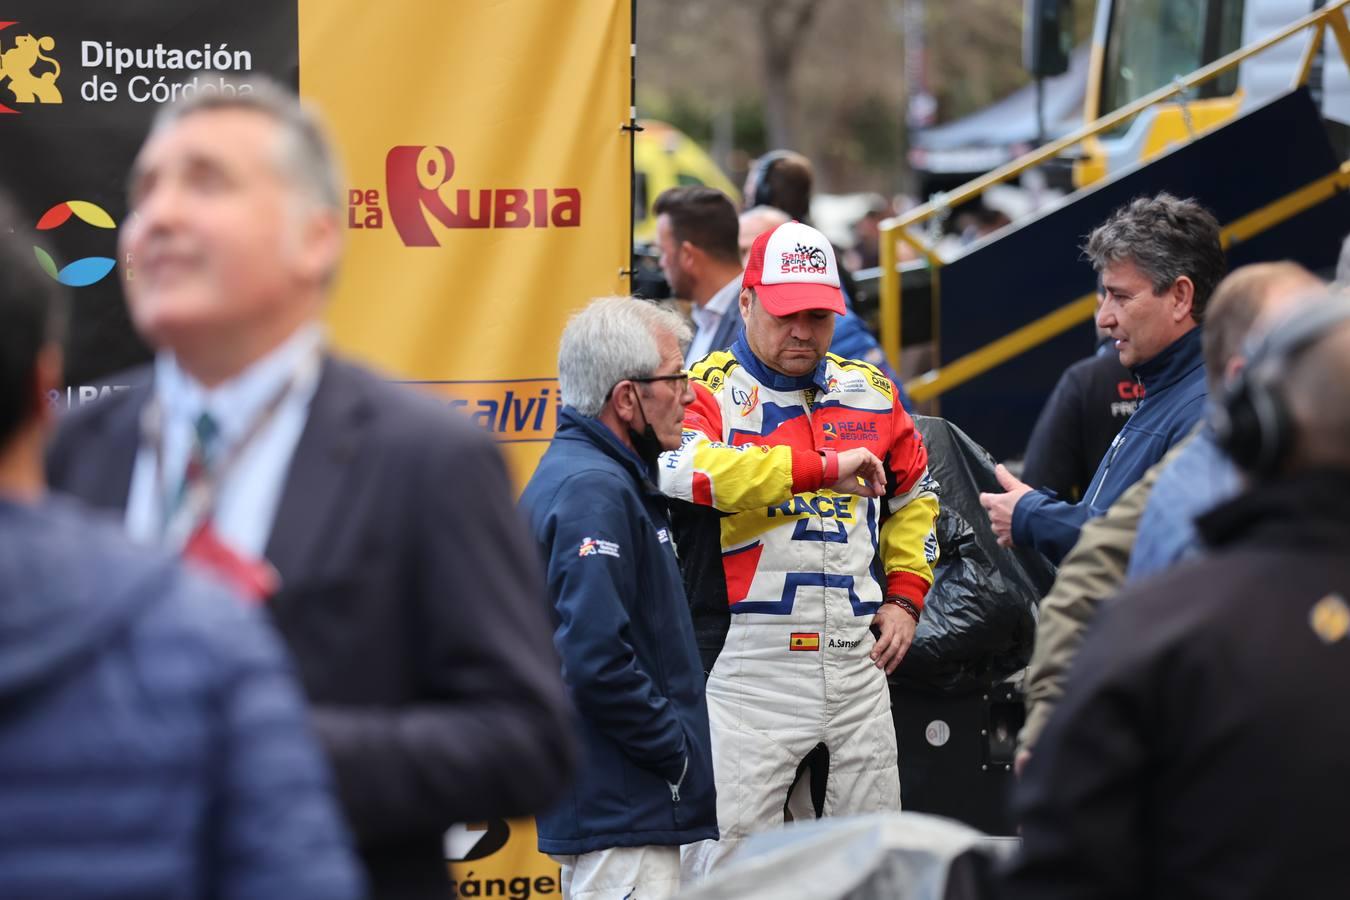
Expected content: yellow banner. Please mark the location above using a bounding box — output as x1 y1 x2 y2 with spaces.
297 0 632 890
445 819 562 900
299 0 632 482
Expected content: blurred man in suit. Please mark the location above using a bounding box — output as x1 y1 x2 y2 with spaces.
0 192 361 899
47 76 575 899
654 186 744 366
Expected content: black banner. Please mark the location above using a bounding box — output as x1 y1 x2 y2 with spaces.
1 0 297 389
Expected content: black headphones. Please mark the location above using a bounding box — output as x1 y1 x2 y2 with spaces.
748 150 794 210
1213 294 1350 476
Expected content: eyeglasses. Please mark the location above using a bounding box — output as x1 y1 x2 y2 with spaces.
631 370 690 390
605 370 690 402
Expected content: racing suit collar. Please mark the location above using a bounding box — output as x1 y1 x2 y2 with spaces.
731 335 830 393
555 406 661 492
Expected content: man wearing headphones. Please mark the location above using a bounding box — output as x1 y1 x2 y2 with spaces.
743 151 812 222
1005 293 1350 899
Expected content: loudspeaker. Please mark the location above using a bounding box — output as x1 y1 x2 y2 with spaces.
1213 295 1350 476
1022 0 1072 77
891 682 1023 835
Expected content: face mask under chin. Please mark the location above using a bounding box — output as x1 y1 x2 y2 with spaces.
628 390 664 467
627 423 664 466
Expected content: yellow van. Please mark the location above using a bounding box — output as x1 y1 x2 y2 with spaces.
633 119 740 243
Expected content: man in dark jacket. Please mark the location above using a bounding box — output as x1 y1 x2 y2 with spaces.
0 197 361 898
1006 293 1350 899
1016 261 1325 769
1021 286 1140 501
520 297 717 899
44 78 574 898
981 193 1224 564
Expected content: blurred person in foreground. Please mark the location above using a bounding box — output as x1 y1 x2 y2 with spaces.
45 75 573 898
653 186 745 366
1125 262 1325 579
0 196 361 899
1334 232 1350 288
521 298 718 900
1007 292 1350 899
1015 261 1324 772
980 193 1223 563
660 220 939 879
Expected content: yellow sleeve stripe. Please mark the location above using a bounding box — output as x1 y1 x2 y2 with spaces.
880 493 940 586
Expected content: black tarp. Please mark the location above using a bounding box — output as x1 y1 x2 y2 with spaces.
0 1 299 390
892 416 1056 692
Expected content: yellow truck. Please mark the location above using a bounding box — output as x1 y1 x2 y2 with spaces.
1075 0 1350 183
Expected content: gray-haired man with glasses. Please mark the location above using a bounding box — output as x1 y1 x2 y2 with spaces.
520 297 717 899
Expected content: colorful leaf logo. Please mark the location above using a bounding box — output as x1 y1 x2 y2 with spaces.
34 200 117 287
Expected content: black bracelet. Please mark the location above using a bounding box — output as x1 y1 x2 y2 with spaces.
883 594 921 624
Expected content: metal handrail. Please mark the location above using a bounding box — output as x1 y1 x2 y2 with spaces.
902 161 1350 402
880 0 1350 398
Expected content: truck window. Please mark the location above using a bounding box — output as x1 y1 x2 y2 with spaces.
1101 0 1245 114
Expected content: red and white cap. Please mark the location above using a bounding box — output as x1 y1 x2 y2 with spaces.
741 220 845 316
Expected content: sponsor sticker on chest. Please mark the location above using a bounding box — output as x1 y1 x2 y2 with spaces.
821 419 881 443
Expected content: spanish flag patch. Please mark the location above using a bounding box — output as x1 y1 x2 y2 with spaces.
789 633 820 651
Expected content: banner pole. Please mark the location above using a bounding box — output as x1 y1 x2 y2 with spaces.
627 0 638 295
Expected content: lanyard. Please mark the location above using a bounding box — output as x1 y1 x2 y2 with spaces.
140 350 321 549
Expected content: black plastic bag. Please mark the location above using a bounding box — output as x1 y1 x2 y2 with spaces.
891 416 1057 692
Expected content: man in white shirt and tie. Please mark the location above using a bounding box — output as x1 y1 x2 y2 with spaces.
46 75 574 900
653 186 744 366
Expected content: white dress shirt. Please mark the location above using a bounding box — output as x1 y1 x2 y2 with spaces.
685 275 743 365
125 324 324 557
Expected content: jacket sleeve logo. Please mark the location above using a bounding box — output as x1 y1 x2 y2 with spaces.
578 537 621 559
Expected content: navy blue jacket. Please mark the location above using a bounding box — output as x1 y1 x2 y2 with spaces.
520 408 718 855
0 496 361 899
1013 327 1207 564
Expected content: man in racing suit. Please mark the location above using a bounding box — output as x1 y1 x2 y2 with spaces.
659 220 940 877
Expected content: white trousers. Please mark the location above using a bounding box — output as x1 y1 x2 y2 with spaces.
681 665 902 882
551 845 681 900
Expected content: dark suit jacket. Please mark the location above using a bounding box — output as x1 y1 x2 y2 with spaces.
47 355 576 900
705 300 744 357
685 279 744 368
